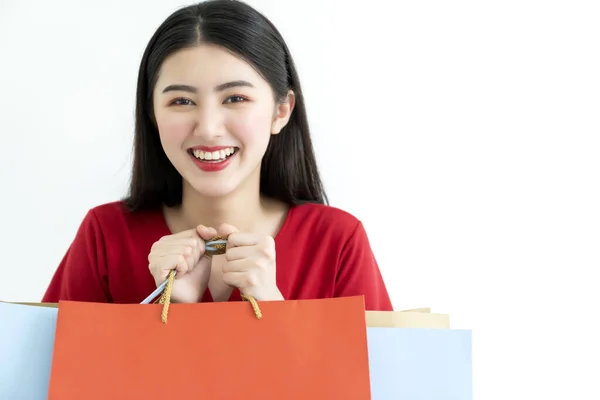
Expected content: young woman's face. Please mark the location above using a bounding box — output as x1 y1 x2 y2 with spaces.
153 44 293 198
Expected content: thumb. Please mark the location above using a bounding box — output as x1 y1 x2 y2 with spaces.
197 224 227 256
217 223 239 252
216 223 239 239
196 224 218 241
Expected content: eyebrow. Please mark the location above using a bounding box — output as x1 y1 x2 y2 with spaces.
161 80 255 94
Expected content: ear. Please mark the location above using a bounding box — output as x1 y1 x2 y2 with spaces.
271 90 295 135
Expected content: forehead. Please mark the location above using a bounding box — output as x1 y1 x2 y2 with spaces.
156 44 266 89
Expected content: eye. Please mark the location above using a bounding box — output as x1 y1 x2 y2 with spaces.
169 97 195 106
223 95 247 104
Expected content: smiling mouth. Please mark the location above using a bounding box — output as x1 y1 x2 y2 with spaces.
188 147 239 163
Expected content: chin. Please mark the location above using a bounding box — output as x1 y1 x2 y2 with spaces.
187 179 240 199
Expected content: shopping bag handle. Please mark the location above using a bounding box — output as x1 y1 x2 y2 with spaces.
141 237 263 324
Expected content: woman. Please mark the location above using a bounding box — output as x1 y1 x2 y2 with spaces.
42 0 393 311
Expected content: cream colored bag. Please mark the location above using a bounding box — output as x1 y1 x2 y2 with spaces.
366 307 450 328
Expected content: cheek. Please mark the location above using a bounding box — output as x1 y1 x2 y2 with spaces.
156 113 195 145
227 107 273 145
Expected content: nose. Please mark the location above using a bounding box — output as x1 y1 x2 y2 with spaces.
193 102 224 140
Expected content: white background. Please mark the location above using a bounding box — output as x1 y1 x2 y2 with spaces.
1 0 599 398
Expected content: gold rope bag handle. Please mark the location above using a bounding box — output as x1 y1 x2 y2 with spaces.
158 236 263 323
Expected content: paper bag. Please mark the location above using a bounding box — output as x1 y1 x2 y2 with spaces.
47 296 372 400
365 308 472 399
366 309 450 328
0 302 58 399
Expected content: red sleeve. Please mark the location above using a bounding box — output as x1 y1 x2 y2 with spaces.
335 221 393 311
42 209 111 303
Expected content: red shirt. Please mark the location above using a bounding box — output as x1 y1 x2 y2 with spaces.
42 201 393 311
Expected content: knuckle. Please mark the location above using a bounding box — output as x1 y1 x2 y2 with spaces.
148 261 161 276
149 256 161 267
264 235 275 247
260 237 276 257
260 245 275 259
255 257 269 270
246 274 257 287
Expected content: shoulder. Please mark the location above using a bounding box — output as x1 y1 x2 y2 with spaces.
78 200 168 240
291 202 359 222
290 202 360 226
86 200 129 222
281 202 367 244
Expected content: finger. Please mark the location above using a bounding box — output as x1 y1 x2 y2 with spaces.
216 223 239 240
224 245 255 262
168 257 212 303
221 258 249 274
196 224 218 241
226 232 263 248
159 229 198 240
174 253 197 277
222 271 255 290
149 237 203 263
153 236 200 251
149 254 189 283
150 244 194 258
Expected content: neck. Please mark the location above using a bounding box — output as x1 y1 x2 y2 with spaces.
177 180 265 233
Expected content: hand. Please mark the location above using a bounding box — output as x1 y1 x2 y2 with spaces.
148 225 218 303
218 223 284 301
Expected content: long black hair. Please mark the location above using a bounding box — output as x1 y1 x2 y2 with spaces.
123 0 328 211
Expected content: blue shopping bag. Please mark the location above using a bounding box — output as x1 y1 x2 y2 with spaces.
367 327 472 399
0 302 58 399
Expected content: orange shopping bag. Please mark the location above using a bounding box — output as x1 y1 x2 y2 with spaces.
47 285 371 399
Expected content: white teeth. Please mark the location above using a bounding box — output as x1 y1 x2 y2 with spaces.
192 147 236 161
